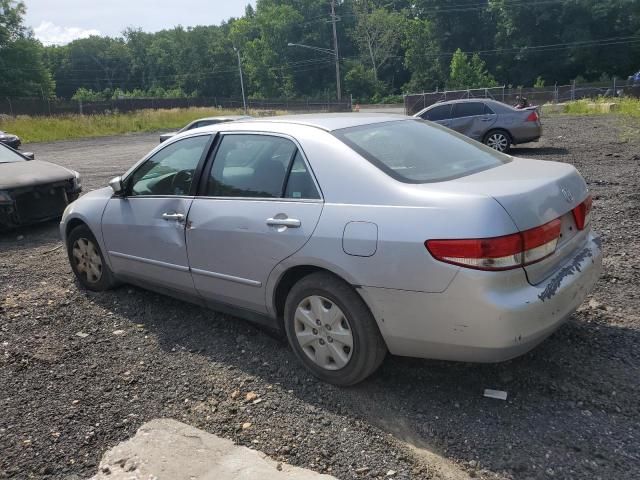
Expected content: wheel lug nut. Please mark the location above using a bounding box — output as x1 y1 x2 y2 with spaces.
327 336 333 343
319 339 325 345
315 319 321 326
312 328 318 335
325 325 331 331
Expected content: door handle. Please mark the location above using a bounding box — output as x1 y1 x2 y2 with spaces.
481 117 494 122
162 212 185 222
266 217 301 228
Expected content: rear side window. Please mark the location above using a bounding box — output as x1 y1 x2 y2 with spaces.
451 102 485 118
334 120 510 183
422 104 451 121
206 134 320 199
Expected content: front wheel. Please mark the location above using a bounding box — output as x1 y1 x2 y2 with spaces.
284 272 387 386
484 130 512 153
66 224 118 291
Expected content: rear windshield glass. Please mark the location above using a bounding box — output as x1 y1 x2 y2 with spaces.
0 145 25 163
333 119 510 183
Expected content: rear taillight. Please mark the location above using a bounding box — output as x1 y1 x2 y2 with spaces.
572 195 592 230
425 219 562 271
526 111 539 122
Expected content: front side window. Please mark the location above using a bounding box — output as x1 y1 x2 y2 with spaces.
207 134 319 199
451 102 485 118
129 135 211 196
422 104 451 121
334 119 510 183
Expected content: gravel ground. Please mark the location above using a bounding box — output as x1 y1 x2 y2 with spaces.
1 116 639 480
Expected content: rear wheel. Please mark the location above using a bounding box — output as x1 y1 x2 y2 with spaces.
67 225 118 291
284 272 387 386
484 129 512 153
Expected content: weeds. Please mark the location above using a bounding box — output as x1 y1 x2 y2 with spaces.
0 107 253 143
564 97 640 117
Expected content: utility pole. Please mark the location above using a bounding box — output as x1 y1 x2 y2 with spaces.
330 0 342 101
234 47 247 114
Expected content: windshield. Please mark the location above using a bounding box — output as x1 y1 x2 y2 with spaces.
333 119 510 183
0 144 25 164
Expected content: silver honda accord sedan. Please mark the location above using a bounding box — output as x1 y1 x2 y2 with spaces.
60 114 602 385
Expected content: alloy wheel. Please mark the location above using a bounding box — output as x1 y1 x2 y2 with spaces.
294 295 354 371
486 132 509 152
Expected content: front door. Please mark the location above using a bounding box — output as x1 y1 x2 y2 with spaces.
102 134 212 293
186 133 323 314
421 104 453 128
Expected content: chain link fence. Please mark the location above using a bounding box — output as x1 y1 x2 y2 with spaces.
404 80 640 116
0 96 352 117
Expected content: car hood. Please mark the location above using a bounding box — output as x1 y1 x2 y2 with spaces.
0 160 75 190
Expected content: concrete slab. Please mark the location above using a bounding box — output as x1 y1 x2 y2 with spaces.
89 419 337 480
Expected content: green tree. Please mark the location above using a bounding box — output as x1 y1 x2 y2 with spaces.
402 17 443 92
448 48 498 89
0 1 54 97
351 3 406 82
344 62 383 102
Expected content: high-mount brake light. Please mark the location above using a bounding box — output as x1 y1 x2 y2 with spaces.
425 219 562 271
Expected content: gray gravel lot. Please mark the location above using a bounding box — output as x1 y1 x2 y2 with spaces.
1 116 639 480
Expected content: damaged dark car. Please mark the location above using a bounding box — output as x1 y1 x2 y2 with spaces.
0 144 82 230
0 130 21 149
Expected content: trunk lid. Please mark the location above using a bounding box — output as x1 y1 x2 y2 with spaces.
428 157 590 283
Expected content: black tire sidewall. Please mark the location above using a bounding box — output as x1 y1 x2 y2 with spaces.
284 273 385 386
66 225 115 291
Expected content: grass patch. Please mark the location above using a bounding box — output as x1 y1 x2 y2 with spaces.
564 97 640 117
0 107 261 143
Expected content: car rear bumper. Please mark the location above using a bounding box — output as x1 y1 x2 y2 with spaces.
511 123 542 145
359 233 602 362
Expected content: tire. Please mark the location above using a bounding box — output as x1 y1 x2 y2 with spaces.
284 272 387 386
484 129 512 153
66 224 118 292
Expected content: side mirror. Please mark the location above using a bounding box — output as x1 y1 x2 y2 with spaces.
109 176 124 195
23 152 35 160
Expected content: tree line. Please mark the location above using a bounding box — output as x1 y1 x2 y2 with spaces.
1 0 639 103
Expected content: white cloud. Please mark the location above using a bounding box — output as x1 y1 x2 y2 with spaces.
33 21 101 46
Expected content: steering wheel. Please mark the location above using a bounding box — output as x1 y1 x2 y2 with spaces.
171 170 193 195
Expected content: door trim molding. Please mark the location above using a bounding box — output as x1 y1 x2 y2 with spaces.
109 251 190 272
191 267 262 287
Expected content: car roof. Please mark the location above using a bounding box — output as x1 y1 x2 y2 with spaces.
190 115 251 122
419 98 515 113
234 113 410 132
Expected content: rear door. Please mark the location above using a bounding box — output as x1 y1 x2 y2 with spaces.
449 102 496 140
186 133 323 314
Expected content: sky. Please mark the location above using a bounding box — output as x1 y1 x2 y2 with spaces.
24 0 256 45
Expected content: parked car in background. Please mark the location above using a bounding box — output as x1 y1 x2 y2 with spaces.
414 99 541 152
159 115 252 143
0 144 81 230
61 114 600 385
0 131 21 149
